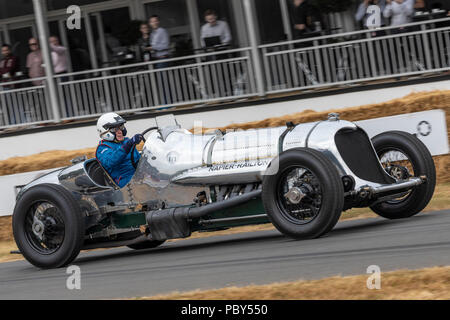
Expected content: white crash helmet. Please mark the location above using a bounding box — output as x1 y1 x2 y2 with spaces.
96 112 127 141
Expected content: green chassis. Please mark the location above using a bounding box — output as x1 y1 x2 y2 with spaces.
102 198 269 236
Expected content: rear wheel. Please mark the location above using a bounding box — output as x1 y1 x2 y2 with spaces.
370 131 436 219
262 148 344 239
13 184 85 269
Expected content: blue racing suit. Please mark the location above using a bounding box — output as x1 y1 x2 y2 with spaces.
96 138 141 188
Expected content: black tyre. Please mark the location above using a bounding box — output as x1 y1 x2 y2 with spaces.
262 148 344 239
12 184 85 269
370 131 436 219
127 240 165 250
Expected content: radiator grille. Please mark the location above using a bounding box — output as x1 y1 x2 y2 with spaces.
335 128 394 184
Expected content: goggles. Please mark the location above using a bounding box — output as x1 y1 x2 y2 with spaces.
109 124 125 133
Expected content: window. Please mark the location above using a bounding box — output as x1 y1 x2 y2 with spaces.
65 18 92 71
144 0 192 56
46 0 107 11
0 1 34 20
255 0 285 44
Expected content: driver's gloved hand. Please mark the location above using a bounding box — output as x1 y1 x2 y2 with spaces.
122 134 144 154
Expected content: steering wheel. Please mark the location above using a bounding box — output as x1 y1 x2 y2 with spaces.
130 126 159 169
140 126 159 143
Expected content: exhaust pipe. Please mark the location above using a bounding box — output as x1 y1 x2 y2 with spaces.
188 190 262 218
146 190 262 240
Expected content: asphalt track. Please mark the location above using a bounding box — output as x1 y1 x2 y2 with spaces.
1 210 449 300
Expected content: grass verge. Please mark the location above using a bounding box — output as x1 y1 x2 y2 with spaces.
135 265 450 300
1 90 449 182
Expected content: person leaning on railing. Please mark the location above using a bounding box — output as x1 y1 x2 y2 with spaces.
26 38 47 86
200 9 232 48
383 0 415 30
136 22 152 62
26 38 59 87
0 44 19 90
148 14 171 69
200 9 233 62
291 0 322 48
49 36 68 79
291 0 314 39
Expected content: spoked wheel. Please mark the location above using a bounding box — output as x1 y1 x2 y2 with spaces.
13 184 85 269
262 148 344 239
378 148 415 204
24 202 66 255
370 131 436 219
276 166 323 225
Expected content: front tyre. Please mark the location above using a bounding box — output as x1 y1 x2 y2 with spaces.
12 184 85 269
262 148 344 239
370 131 436 219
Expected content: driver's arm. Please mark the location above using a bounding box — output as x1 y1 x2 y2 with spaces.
97 134 143 170
96 145 128 171
133 147 141 163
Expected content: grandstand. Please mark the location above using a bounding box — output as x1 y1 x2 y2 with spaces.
0 0 449 134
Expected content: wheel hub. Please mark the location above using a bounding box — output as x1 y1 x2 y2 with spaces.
284 187 306 204
386 165 410 180
26 202 65 254
277 166 322 225
32 220 45 240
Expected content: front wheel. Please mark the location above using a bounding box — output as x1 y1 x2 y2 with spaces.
370 131 436 219
12 184 85 269
262 148 344 239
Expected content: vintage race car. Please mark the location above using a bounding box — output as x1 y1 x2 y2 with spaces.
12 114 436 268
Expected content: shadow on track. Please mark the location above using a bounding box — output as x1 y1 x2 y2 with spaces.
72 214 438 266
74 232 285 266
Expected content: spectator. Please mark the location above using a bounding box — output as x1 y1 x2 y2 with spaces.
148 15 170 66
136 22 151 62
383 0 415 27
292 0 323 38
149 15 171 105
200 9 232 47
355 0 386 29
0 44 19 89
26 38 58 86
292 0 318 39
49 36 68 75
26 38 45 86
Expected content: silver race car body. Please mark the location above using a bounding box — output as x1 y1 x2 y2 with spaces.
14 114 434 268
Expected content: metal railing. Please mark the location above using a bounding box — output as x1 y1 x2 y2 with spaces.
54 47 256 121
0 77 54 128
260 18 450 93
0 17 449 130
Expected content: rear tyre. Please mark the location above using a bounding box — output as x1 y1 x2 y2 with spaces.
12 184 85 269
262 148 344 239
127 240 165 250
370 131 436 219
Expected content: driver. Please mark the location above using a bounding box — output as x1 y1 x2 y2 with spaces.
96 112 144 187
